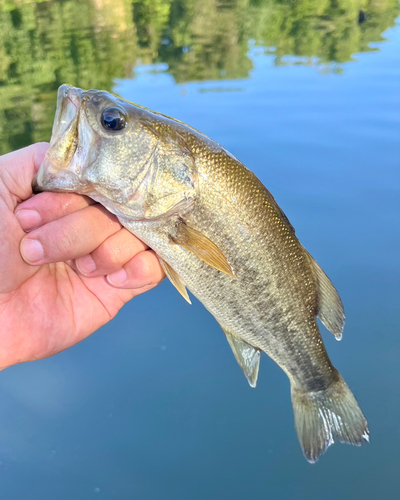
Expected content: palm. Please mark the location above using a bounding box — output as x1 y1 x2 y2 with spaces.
1 208 135 368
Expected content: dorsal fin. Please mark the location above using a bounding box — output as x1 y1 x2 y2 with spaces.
220 324 261 388
159 258 191 304
308 253 345 341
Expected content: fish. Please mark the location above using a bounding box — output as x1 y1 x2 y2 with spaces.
34 84 369 462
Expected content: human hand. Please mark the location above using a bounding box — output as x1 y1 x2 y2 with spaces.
0 143 164 370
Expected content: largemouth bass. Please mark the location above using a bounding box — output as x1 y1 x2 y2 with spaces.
34 85 369 462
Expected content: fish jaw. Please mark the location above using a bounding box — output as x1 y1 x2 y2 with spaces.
33 85 96 194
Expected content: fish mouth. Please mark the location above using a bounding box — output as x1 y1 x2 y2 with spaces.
53 84 82 144
32 157 80 193
34 85 86 193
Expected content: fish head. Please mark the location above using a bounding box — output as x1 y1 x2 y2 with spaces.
34 84 197 220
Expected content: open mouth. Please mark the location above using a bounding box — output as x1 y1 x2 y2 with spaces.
52 86 82 139
33 85 85 193
49 85 83 168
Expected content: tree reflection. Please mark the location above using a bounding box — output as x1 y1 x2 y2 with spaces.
0 0 398 153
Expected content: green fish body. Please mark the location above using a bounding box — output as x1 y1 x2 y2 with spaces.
34 85 369 462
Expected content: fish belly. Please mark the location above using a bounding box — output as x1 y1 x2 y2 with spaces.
122 215 336 392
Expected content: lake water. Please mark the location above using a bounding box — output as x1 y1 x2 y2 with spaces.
1 1 399 499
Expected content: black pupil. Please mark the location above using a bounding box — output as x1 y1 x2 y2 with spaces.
101 107 126 131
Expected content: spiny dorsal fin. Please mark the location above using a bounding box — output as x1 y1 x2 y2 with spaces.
159 258 191 304
220 324 261 388
173 220 236 278
308 253 345 341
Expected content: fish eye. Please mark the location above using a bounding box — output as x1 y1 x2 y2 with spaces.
101 107 126 132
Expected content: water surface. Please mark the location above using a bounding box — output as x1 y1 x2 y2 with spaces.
0 1 399 499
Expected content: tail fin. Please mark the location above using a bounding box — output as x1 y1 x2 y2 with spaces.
291 373 369 463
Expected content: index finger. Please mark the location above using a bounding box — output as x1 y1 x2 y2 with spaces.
16 192 96 232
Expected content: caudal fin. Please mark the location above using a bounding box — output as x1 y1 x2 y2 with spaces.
291 373 369 463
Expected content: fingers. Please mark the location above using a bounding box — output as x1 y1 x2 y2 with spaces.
18 197 165 291
20 204 122 265
75 227 148 276
107 249 165 290
75 228 165 291
9 147 166 293
16 192 95 232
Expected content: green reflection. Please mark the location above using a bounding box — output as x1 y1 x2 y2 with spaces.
0 0 399 153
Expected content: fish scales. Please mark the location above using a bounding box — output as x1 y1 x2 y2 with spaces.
34 85 369 463
127 132 335 386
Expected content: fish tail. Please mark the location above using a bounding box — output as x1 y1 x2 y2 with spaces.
291 372 369 463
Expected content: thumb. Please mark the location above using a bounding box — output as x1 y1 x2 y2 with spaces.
0 144 49 294
0 143 49 205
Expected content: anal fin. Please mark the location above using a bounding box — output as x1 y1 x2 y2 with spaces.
159 258 191 304
220 324 261 388
173 220 236 278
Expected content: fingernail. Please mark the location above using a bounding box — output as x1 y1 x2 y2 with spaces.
107 268 127 286
21 238 44 263
76 254 97 274
16 210 41 231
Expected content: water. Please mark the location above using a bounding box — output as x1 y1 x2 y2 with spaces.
1 1 399 498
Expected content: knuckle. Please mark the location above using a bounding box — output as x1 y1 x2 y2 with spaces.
53 224 78 257
130 253 156 284
101 240 122 267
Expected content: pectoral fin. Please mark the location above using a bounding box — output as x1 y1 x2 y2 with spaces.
173 220 236 278
159 258 191 304
307 252 345 341
220 325 261 388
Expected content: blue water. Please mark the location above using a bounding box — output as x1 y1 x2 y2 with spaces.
1 13 399 500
